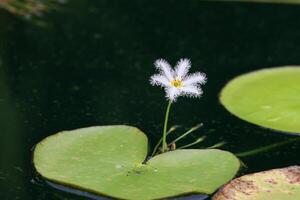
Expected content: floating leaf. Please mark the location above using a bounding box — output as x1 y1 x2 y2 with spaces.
213 166 300 200
220 67 300 135
33 125 240 200
215 0 300 4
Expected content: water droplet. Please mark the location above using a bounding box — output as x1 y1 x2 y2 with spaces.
115 164 123 169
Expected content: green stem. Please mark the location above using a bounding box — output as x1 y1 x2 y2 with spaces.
236 137 300 157
169 123 203 145
151 125 179 157
177 136 207 149
162 101 172 152
206 141 226 149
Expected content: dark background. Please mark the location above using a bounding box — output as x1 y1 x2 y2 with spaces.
0 0 300 199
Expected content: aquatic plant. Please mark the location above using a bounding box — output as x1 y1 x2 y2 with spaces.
217 0 300 4
33 59 240 199
34 126 240 200
220 67 300 135
150 58 207 153
213 165 300 200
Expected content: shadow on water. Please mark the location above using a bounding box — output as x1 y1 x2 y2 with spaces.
46 181 208 200
0 0 300 199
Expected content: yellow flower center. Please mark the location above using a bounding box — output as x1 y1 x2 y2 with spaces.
171 79 183 88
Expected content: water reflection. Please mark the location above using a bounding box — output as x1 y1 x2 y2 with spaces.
0 0 66 19
0 0 67 27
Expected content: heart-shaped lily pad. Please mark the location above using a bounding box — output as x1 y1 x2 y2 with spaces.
220 67 300 135
33 125 240 200
218 0 300 4
213 166 300 200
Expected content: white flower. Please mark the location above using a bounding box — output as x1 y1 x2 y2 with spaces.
150 58 207 102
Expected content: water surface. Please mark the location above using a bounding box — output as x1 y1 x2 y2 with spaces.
0 1 300 199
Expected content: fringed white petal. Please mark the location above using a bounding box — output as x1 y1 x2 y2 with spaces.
154 59 174 81
150 58 206 101
175 58 191 80
150 74 170 87
183 72 207 86
166 87 181 102
181 85 203 98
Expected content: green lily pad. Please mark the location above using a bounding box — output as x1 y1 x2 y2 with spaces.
217 0 300 4
33 125 240 200
212 166 300 200
220 67 300 135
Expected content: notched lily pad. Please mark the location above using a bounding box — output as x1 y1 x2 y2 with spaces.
218 0 300 4
213 165 300 200
33 125 240 200
220 67 300 135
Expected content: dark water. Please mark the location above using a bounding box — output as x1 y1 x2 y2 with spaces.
0 0 300 199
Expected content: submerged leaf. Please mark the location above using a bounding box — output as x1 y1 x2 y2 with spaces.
213 166 300 200
220 67 300 135
33 125 240 200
